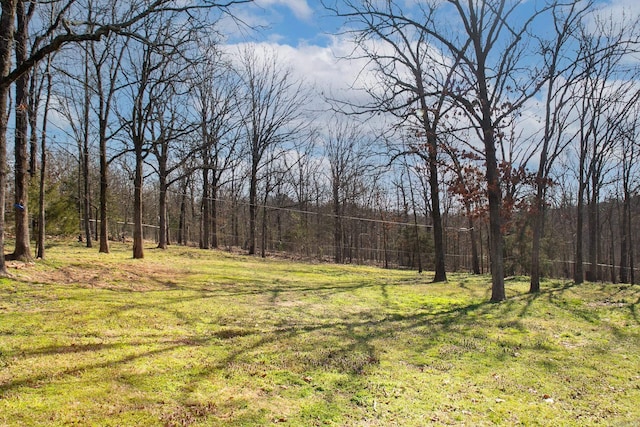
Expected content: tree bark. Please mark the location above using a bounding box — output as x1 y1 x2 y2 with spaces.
211 182 218 248
201 161 210 249
248 160 258 255
468 216 480 275
36 60 52 259
99 118 109 253
484 125 505 302
575 180 585 284
427 132 446 281
132 141 144 259
332 182 342 264
177 176 189 245
157 173 168 249
587 179 600 281
12 0 33 261
82 52 92 248
0 0 17 274
620 192 630 283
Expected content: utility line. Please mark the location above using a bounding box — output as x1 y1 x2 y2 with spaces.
165 188 473 231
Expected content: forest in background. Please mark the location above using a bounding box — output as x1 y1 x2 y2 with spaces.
1 0 640 302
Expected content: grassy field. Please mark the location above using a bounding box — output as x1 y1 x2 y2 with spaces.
0 240 638 426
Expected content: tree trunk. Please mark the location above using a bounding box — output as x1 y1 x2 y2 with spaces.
0 0 16 275
82 94 92 248
587 193 598 281
132 143 144 259
485 129 505 302
412 210 422 274
427 133 446 282
468 216 480 275
157 175 168 249
261 204 267 258
201 162 210 249
575 181 585 284
79 44 93 248
620 194 629 283
12 0 32 261
28 68 37 180
248 162 258 255
36 62 52 259
332 183 342 263
530 182 546 293
177 176 189 245
211 183 218 248
99 123 109 253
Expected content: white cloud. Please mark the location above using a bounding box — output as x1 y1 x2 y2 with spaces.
225 36 375 105
254 0 314 21
585 0 640 32
597 0 640 17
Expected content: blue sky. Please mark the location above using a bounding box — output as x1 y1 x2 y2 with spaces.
239 0 640 47
234 0 336 46
225 0 640 159
233 0 640 66
225 0 640 104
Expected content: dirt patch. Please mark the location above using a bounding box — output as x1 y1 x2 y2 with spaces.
10 261 184 292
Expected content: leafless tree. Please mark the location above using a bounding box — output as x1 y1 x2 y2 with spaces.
0 0 251 270
119 10 188 258
236 45 311 255
86 12 129 254
572 15 640 283
323 116 374 263
327 0 557 300
34 54 55 259
617 105 640 284
9 0 36 260
0 1 16 274
52 60 96 246
285 136 322 256
191 49 243 249
323 0 456 281
528 1 591 292
148 86 196 250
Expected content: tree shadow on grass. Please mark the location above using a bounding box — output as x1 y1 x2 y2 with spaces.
0 338 202 396
3 273 639 425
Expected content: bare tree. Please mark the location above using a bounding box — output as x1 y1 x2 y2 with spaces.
441 142 485 275
0 1 16 275
327 0 556 300
323 117 374 264
529 1 590 292
148 87 196 250
87 10 129 254
236 45 311 255
120 11 185 258
324 0 455 281
9 0 36 260
572 15 640 283
191 50 243 249
617 106 640 284
35 56 54 259
0 0 251 267
285 136 321 256
52 61 97 245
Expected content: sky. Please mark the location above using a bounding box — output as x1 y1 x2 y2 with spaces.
240 0 640 46
224 0 640 169
226 0 640 98
234 0 335 46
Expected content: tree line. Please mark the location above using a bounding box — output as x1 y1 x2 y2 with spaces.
1 0 640 303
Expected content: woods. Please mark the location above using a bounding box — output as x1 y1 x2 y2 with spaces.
1 0 640 298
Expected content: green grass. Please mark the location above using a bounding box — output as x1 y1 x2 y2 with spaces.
1 240 639 426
